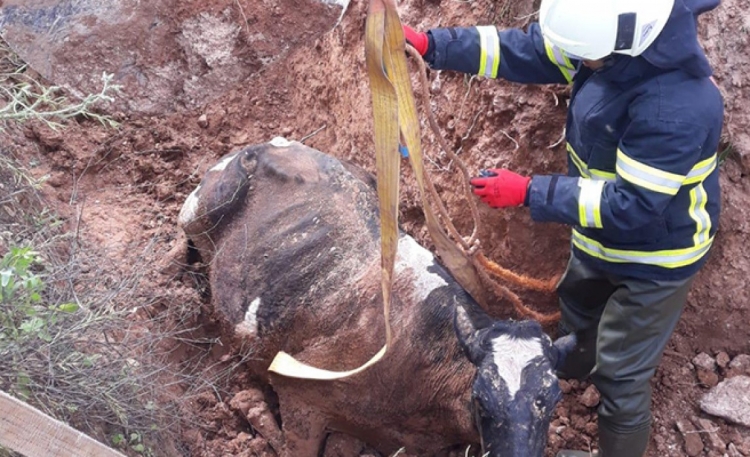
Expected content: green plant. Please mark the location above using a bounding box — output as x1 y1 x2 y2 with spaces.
0 37 257 457
0 159 189 454
0 247 78 344
111 431 153 456
0 246 82 400
718 143 735 165
0 239 180 455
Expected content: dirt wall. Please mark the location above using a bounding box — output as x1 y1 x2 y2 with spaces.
1 0 748 455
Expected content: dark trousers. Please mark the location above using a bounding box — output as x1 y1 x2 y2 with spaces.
557 254 695 432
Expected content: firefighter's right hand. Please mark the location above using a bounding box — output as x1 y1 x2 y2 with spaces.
470 169 531 208
402 25 429 57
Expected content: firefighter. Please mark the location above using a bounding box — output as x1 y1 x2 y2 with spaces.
404 0 723 455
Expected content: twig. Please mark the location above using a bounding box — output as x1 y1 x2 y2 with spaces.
300 124 327 143
548 128 566 149
458 74 478 120
550 90 560 107
455 109 483 157
234 0 251 38
499 129 520 152
683 427 721 434
514 11 539 21
663 349 691 361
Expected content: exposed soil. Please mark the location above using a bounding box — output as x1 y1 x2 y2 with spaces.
1 0 749 456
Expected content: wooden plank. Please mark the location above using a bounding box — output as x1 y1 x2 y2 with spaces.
0 390 126 457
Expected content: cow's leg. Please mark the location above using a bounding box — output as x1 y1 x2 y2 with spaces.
276 390 328 457
321 432 366 457
228 388 284 454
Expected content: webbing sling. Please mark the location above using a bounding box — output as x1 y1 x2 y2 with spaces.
268 0 487 380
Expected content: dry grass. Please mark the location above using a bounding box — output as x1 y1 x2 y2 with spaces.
0 39 120 131
0 147 258 456
0 38 255 457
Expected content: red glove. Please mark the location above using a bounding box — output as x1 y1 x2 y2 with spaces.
470 169 531 208
402 25 429 56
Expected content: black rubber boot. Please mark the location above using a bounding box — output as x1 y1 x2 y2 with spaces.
598 422 650 457
556 423 649 457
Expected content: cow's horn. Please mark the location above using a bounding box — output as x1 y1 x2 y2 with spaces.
454 302 493 365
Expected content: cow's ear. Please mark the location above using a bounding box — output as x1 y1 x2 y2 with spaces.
239 148 259 175
454 303 493 365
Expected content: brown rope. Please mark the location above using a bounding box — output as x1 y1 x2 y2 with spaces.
475 259 561 325
476 253 560 293
405 44 561 324
405 45 481 249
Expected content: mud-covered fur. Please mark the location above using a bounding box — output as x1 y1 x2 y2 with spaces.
179 139 566 457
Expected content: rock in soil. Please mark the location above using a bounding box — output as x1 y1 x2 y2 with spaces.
675 420 705 456
700 376 750 427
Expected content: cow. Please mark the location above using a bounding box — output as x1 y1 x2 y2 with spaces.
177 138 571 457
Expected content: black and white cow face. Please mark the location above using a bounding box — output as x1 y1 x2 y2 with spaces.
455 306 563 457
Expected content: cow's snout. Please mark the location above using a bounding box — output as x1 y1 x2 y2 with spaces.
458 316 562 457
472 351 560 457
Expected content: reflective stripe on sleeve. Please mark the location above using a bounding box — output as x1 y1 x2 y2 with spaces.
476 26 500 79
689 183 711 245
616 148 685 195
543 39 577 83
567 143 589 177
567 144 615 181
571 229 714 269
568 144 716 188
578 178 605 228
684 155 717 185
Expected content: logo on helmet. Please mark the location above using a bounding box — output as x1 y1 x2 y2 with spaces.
639 20 657 48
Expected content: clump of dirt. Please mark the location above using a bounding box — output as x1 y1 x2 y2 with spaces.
1 0 750 455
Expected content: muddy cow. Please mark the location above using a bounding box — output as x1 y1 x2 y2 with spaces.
178 138 569 457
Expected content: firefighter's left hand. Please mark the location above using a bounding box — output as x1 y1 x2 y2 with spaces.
470 169 531 208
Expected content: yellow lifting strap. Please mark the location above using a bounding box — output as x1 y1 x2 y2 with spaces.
268 0 486 380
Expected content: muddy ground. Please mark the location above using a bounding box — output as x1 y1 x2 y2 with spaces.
0 0 749 456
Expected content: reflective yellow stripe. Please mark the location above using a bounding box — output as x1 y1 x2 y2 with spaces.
590 168 616 181
578 178 605 228
569 143 717 189
572 229 714 269
543 39 576 83
689 183 711 245
616 148 685 195
567 143 590 177
684 155 717 185
476 26 500 79
567 144 615 181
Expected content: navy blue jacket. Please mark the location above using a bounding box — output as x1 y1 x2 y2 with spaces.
423 0 724 280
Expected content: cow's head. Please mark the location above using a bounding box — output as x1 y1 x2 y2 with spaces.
454 303 567 457
178 137 346 266
178 138 382 329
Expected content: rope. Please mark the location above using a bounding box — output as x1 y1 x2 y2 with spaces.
269 6 560 381
405 44 561 325
405 45 482 249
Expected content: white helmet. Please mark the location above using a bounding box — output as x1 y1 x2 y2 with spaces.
539 0 675 60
